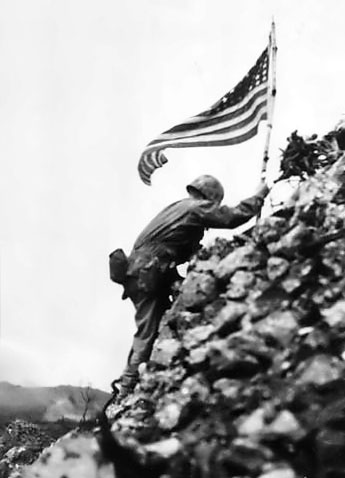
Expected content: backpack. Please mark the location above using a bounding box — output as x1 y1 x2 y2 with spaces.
109 248 128 284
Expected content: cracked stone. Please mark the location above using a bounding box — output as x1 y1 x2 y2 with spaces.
214 302 247 336
144 437 182 459
187 344 209 366
151 339 181 368
214 245 264 281
267 224 313 257
254 217 288 245
267 257 290 281
296 354 343 385
322 300 345 328
183 324 215 349
226 270 256 299
181 272 218 310
212 378 242 399
180 376 210 402
238 408 266 435
209 340 261 379
155 400 184 431
267 410 305 440
254 311 298 347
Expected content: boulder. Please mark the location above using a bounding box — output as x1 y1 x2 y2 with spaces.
214 245 264 281
181 272 217 310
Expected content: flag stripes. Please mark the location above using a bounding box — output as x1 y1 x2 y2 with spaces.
138 46 270 185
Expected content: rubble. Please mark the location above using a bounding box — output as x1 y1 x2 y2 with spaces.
24 139 345 478
0 420 55 478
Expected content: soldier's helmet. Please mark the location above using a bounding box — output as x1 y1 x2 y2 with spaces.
186 175 224 204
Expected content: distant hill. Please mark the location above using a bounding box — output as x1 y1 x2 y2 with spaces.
0 381 110 426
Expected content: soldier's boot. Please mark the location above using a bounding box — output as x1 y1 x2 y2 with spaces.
111 376 137 405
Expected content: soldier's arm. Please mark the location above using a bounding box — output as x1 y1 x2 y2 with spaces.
193 183 269 229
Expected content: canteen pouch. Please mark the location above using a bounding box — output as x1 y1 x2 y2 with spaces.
109 248 128 284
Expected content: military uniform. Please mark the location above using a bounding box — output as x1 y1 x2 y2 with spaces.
119 189 267 394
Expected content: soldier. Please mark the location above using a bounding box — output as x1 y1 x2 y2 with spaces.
113 175 269 401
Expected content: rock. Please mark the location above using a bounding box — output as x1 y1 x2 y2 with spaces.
209 340 260 379
23 435 114 478
170 311 202 332
222 438 274 475
267 224 312 257
181 272 218 310
254 217 288 245
214 302 247 336
193 256 220 273
151 339 181 367
322 300 345 328
301 327 330 350
281 276 302 294
212 378 241 399
226 270 256 299
144 437 181 459
183 324 215 349
258 467 296 478
202 297 227 323
280 259 314 294
238 408 266 435
322 252 344 279
4 446 27 462
226 333 273 369
180 376 209 402
155 401 183 431
296 354 343 385
267 410 305 440
266 257 290 281
187 344 209 366
254 311 298 347
214 245 264 281
321 279 345 302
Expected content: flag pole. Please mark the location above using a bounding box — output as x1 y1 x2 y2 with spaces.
261 20 277 181
257 20 277 220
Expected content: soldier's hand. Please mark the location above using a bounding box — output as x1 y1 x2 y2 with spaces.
255 180 270 198
170 279 183 300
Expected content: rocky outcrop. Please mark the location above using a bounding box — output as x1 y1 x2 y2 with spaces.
24 138 345 478
0 420 55 478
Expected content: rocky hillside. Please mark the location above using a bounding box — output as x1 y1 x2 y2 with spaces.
25 134 345 478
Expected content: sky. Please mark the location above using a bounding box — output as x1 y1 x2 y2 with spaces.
0 0 344 391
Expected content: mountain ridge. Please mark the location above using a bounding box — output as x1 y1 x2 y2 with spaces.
0 381 109 424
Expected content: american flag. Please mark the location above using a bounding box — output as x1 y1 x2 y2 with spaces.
138 46 270 185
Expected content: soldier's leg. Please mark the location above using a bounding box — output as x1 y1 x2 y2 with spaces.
119 292 170 397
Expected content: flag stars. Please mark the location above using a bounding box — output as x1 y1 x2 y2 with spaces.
138 44 271 184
